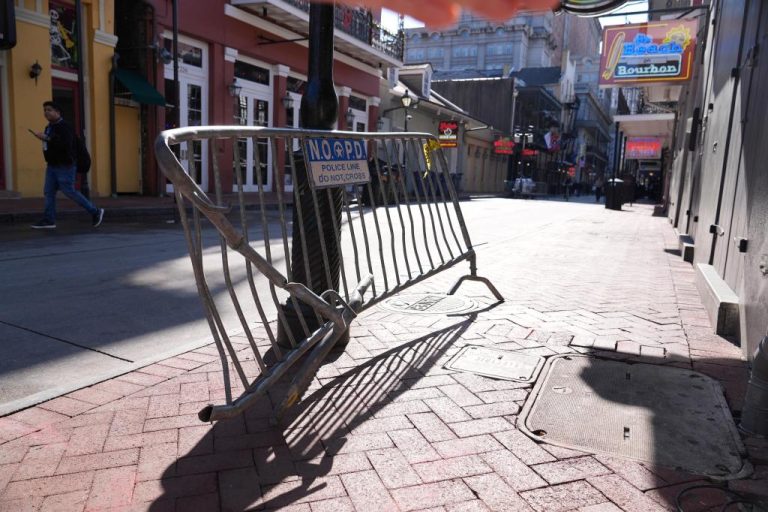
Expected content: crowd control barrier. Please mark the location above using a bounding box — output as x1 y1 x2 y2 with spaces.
155 126 502 423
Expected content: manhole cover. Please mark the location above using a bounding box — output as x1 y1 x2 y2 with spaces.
444 345 545 383
518 355 751 480
379 294 477 315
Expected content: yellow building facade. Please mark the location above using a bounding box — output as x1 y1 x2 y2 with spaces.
1 0 116 198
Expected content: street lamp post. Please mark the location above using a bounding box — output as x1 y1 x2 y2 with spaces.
506 88 519 182
401 90 414 131
396 90 418 189
513 125 534 195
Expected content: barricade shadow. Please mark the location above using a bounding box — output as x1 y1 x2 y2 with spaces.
149 316 475 511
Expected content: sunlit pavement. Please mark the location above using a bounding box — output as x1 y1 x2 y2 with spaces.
0 197 765 511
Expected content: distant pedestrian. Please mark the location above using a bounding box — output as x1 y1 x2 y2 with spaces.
594 177 603 203
29 101 103 229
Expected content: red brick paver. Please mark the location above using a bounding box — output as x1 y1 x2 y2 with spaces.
1 201 764 511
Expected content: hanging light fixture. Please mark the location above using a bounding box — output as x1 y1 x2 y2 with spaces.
228 78 242 97
400 89 413 109
282 92 294 110
29 61 43 84
345 108 355 128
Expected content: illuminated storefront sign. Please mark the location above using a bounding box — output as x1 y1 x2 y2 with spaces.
625 137 663 159
599 20 697 87
438 120 459 148
493 138 514 155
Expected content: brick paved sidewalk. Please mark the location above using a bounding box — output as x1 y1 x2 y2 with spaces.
1 202 766 511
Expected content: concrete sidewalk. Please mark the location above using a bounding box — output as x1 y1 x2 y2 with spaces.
0 200 766 511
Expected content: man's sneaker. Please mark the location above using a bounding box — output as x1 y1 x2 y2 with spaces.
92 208 104 227
31 219 56 229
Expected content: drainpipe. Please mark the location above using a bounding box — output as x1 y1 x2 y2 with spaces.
740 337 768 436
109 54 117 197
75 0 85 139
172 0 179 130
75 0 89 197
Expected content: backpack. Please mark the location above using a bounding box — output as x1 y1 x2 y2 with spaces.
75 135 91 174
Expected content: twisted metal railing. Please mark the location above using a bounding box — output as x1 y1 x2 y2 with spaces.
155 126 501 423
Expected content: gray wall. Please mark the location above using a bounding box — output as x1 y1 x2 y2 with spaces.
667 0 768 358
431 78 516 133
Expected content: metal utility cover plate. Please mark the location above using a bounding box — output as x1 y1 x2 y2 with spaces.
380 294 477 315
444 345 545 383
519 355 751 480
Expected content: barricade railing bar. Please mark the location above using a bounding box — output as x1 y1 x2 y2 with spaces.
155 126 502 423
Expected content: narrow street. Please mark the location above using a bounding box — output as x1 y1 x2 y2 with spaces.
1 197 764 511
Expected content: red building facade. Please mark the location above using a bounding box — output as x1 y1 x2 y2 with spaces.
117 0 402 196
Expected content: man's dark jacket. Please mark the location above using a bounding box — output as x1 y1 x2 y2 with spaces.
43 118 76 166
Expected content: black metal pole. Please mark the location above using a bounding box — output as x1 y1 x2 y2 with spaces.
74 0 90 198
109 54 118 197
608 121 620 210
172 0 179 130
278 2 342 348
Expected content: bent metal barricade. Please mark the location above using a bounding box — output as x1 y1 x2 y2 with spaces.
599 20 698 87
305 137 371 188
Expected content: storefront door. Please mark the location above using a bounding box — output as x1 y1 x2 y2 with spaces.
0 58 5 191
52 78 81 132
233 85 272 192
283 90 302 192
349 107 367 132
164 36 208 193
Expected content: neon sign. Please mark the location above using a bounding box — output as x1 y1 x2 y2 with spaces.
600 20 698 87
625 137 662 159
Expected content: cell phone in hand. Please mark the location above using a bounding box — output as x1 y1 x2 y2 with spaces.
28 128 37 137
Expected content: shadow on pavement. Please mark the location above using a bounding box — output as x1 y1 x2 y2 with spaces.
141 317 768 512
148 317 474 511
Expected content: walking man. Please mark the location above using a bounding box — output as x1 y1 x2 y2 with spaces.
29 101 103 229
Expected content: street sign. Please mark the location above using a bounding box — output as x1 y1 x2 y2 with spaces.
599 20 698 87
438 120 459 148
494 138 515 155
304 137 371 189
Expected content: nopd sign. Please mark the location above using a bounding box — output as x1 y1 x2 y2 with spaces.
305 138 371 189
599 20 697 87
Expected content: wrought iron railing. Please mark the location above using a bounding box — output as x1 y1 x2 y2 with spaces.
283 0 404 61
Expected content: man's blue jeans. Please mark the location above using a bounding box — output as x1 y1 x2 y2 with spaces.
43 165 98 222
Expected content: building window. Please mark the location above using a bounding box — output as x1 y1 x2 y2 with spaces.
452 46 478 58
486 43 513 56
50 2 79 70
427 47 444 58
407 48 426 61
287 77 305 93
349 95 367 111
235 61 270 85
163 39 203 68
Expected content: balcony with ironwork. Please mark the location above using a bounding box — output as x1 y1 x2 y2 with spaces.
229 0 404 68
586 144 609 162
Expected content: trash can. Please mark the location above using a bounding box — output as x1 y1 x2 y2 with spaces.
604 182 622 210
603 178 625 210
